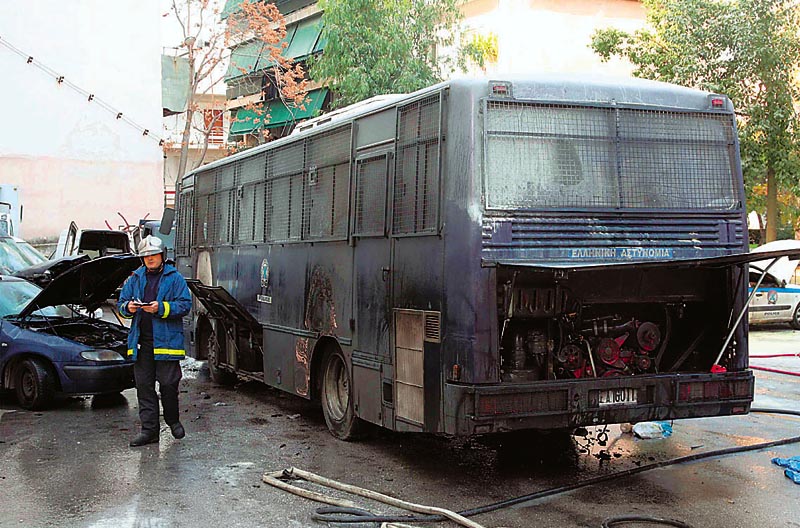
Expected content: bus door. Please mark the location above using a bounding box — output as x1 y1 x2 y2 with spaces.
351 150 394 427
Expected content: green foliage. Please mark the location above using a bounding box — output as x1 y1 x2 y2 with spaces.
591 0 800 238
310 0 461 109
457 32 498 72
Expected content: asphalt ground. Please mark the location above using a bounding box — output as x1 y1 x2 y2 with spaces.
1 327 799 528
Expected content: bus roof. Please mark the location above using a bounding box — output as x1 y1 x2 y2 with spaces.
186 74 728 179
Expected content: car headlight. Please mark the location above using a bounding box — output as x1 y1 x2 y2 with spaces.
80 349 125 362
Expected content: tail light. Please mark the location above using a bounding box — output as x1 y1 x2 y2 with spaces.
678 379 751 402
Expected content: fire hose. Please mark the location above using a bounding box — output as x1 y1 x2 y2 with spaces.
263 408 800 528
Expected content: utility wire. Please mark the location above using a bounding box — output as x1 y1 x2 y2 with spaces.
0 34 165 146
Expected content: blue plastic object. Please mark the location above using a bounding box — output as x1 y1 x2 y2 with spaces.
656 421 673 438
771 456 800 484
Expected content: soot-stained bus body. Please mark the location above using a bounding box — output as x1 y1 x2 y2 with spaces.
175 75 778 439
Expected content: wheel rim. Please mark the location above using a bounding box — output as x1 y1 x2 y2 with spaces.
20 368 35 401
324 355 349 421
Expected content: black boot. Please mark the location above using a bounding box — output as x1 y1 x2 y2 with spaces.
169 421 185 439
129 431 159 447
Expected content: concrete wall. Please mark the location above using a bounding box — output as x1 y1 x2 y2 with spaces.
453 0 645 77
0 1 164 239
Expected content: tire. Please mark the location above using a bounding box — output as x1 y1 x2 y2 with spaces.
791 304 800 330
320 349 362 440
15 358 56 410
206 328 236 386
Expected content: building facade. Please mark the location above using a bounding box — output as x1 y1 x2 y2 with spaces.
0 1 164 239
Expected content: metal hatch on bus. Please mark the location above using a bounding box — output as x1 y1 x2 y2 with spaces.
485 248 800 273
186 279 261 335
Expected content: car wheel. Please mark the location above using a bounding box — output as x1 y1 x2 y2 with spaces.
206 329 236 386
320 348 362 440
15 358 56 410
791 304 800 330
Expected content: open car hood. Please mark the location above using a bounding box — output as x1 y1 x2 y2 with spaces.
13 254 91 287
484 248 800 273
18 255 141 318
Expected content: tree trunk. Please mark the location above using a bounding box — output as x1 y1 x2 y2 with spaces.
766 163 778 242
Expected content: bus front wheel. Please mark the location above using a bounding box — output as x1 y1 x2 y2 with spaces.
321 349 362 440
205 327 236 386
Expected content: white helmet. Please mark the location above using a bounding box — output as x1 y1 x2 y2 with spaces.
137 235 164 257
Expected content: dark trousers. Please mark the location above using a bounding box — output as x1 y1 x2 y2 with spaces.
134 342 182 434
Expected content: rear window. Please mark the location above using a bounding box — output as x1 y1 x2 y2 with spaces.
484 102 740 210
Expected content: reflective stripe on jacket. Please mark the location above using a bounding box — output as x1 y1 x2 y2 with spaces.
117 264 191 361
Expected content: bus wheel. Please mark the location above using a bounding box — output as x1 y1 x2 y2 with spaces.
791 304 800 330
321 349 362 440
206 329 236 386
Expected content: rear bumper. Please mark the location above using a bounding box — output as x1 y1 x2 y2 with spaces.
61 363 135 394
443 370 754 436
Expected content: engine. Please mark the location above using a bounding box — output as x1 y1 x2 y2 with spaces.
498 284 676 382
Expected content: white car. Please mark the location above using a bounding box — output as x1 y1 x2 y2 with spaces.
749 240 800 329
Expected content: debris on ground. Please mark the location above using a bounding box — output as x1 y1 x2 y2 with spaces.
214 402 228 407
772 456 800 484
632 421 673 439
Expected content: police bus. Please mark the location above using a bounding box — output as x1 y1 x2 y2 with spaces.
174 75 797 439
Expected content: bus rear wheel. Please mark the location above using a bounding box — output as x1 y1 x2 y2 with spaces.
321 349 362 440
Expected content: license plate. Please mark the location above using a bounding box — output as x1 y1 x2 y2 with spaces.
598 388 638 407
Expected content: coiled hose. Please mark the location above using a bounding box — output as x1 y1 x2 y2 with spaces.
301 408 800 527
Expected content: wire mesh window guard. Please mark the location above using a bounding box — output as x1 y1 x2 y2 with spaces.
484 101 739 210
393 94 441 234
354 155 389 237
176 190 193 256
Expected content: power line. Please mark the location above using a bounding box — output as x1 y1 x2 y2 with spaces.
0 34 165 146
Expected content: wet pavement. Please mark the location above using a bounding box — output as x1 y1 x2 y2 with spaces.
1 329 799 528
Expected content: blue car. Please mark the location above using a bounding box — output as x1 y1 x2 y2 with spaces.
0 255 140 409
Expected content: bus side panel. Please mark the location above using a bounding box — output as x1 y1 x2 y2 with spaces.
392 236 444 432
232 245 266 318
261 245 309 395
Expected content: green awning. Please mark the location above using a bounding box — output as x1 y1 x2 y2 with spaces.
225 40 264 81
229 89 328 136
264 88 328 128
230 106 268 135
221 0 244 19
282 15 323 61
161 55 190 115
313 24 328 53
254 24 297 72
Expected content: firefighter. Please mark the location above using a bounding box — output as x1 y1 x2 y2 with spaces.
118 235 191 447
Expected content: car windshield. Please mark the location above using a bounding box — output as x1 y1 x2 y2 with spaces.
0 280 75 318
0 237 48 274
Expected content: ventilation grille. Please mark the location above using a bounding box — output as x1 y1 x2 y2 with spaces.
423 311 441 343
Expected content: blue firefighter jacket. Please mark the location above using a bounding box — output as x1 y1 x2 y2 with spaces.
117 264 191 361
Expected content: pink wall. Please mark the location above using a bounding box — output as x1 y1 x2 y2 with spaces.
0 156 163 240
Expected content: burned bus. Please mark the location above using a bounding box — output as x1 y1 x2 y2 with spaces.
175 75 791 439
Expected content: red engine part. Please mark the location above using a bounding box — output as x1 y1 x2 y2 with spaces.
636 322 661 352
597 338 621 365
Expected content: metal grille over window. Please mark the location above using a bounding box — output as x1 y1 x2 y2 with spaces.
193 168 217 247
394 94 441 234
354 155 388 236
303 126 352 240
267 142 305 241
176 190 193 256
484 101 739 210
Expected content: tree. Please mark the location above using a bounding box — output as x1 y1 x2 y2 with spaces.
167 0 307 179
591 0 800 242
310 0 461 109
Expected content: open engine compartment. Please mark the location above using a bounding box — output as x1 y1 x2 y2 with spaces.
21 317 128 353
497 265 737 382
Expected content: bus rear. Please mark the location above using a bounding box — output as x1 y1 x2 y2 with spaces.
441 77 767 435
